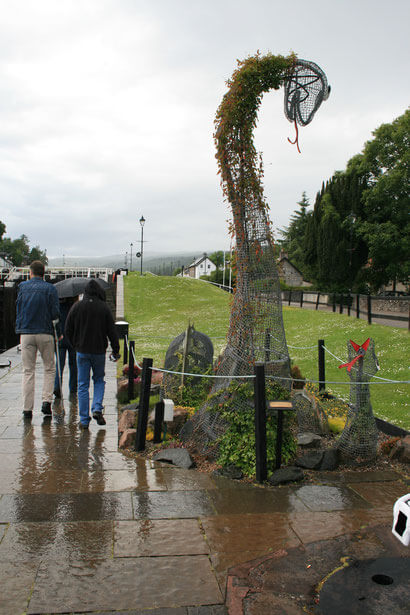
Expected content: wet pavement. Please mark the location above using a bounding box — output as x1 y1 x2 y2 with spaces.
0 345 409 614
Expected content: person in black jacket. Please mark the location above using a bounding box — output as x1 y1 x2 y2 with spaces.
54 296 78 399
65 279 120 429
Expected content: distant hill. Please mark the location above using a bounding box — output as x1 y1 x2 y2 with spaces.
48 252 200 271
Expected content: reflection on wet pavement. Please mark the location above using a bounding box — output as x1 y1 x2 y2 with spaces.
0 347 408 614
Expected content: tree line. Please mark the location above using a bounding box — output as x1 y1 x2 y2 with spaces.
279 109 409 294
0 221 48 267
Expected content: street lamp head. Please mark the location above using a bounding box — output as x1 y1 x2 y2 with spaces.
139 215 146 227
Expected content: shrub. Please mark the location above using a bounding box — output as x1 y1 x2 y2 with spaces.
209 380 296 478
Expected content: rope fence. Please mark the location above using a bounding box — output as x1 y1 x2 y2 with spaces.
124 335 410 386
121 332 409 387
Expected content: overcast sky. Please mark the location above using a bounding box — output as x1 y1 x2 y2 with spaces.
0 0 408 259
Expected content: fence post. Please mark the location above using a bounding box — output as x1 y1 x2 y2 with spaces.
315 292 320 310
264 328 271 363
135 357 153 452
123 337 128 365
318 339 325 392
254 362 267 483
347 294 351 317
300 291 303 308
339 295 343 314
127 341 135 401
153 400 164 443
288 290 292 306
332 294 336 312
356 294 360 319
367 295 372 325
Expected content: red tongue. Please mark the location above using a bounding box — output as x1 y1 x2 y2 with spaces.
338 354 362 373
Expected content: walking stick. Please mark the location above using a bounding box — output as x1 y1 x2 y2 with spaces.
52 319 65 412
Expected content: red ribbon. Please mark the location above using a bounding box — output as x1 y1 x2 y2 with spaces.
287 119 301 153
338 339 370 372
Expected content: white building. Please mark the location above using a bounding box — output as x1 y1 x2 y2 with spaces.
183 253 217 279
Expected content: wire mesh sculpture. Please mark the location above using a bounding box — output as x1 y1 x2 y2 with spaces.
187 53 330 453
293 389 329 435
337 338 380 461
161 324 213 400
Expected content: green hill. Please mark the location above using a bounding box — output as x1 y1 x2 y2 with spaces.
124 274 409 429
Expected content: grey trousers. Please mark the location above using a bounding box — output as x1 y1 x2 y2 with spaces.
21 334 56 412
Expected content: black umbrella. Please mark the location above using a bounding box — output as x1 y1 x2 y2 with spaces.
54 277 110 299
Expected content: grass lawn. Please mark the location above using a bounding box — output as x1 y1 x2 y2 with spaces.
123 273 409 430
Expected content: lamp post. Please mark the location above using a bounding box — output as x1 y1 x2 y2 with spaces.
139 215 145 275
130 243 133 272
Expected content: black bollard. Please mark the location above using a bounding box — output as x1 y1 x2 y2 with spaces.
153 400 165 443
318 339 325 392
123 337 128 365
128 341 135 401
254 362 267 483
135 358 153 452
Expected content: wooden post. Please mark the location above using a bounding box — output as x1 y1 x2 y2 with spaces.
318 339 325 392
367 294 372 325
339 295 343 314
288 290 292 306
356 294 360 319
153 400 164 443
300 291 303 308
127 341 135 401
315 292 320 310
254 362 267 483
332 294 336 312
135 357 153 452
347 294 351 317
181 323 192 388
268 401 294 471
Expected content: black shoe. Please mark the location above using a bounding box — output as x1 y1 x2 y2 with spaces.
78 421 89 430
23 411 33 420
41 402 52 416
92 412 106 426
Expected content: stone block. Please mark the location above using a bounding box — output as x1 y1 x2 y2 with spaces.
119 429 136 449
118 410 136 434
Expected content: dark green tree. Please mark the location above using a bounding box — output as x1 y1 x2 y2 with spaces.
278 192 311 275
350 109 410 291
0 222 48 266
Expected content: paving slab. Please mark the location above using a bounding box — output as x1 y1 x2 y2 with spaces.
292 484 372 511
0 520 114 561
0 491 134 522
132 489 216 519
347 480 408 507
208 484 309 514
0 560 39 615
202 513 301 554
114 519 209 556
28 555 223 613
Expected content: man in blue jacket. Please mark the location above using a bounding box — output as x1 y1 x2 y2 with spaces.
15 261 61 419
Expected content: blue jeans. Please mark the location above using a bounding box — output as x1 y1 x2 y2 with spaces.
54 342 77 394
76 353 106 425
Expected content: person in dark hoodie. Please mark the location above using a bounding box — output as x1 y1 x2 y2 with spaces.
65 279 120 429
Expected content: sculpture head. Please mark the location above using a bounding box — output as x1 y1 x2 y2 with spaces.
284 59 330 127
